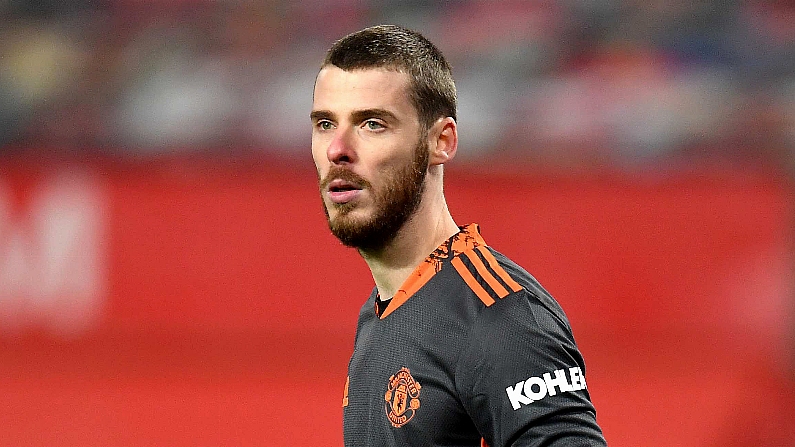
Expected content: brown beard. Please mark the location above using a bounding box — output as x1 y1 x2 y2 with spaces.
319 137 429 252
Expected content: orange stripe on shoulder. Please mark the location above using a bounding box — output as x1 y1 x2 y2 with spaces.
477 246 522 292
451 257 495 306
464 250 509 298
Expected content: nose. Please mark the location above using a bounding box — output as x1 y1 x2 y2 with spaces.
326 127 356 165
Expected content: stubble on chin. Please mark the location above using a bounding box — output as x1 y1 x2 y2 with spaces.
319 139 429 252
318 167 368 221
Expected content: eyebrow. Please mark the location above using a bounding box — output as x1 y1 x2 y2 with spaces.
350 108 398 124
310 110 334 122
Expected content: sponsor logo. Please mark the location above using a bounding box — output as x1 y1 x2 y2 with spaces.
505 367 587 410
384 367 421 427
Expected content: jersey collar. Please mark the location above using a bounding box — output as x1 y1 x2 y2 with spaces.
379 223 485 319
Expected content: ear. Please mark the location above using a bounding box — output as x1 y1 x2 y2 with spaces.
428 117 458 166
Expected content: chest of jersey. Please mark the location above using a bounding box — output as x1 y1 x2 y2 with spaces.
343 274 483 446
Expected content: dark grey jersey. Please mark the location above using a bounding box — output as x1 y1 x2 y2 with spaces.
342 224 606 447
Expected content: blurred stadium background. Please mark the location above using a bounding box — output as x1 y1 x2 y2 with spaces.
1 1 794 445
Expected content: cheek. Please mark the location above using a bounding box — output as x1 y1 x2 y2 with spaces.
376 146 417 174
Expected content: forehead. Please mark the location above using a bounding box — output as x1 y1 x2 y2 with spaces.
312 66 416 118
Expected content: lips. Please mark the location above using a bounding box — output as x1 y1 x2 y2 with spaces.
327 178 364 204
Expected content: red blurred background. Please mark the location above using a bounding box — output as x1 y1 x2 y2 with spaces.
2 1 795 445
1 158 793 446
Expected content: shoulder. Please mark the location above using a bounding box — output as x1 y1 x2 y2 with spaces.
448 245 571 330
447 244 524 307
450 246 582 375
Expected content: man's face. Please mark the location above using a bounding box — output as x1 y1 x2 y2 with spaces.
311 66 429 251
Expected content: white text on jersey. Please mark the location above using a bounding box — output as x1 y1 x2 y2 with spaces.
505 367 587 410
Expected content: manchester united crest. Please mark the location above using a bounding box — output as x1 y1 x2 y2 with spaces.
384 367 421 428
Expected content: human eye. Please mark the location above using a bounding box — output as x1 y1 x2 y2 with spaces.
364 119 386 131
316 120 335 131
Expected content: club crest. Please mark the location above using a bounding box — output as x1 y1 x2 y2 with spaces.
384 367 421 428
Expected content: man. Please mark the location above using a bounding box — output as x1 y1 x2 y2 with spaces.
311 25 607 447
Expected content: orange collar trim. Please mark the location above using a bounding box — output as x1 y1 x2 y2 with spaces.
379 224 485 319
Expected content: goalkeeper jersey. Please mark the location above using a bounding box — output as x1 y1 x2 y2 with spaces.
342 224 607 446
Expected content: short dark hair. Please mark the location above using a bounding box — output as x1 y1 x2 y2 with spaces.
322 24 457 132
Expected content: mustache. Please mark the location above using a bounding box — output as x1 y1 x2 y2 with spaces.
319 167 372 190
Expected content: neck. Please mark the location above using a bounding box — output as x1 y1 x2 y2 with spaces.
360 185 458 300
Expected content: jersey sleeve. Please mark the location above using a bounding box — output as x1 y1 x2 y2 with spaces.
454 289 607 447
